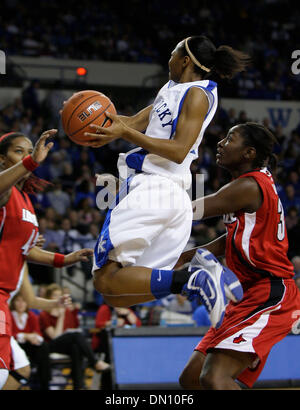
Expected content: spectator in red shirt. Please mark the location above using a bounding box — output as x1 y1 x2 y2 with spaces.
39 283 110 390
92 304 141 352
10 294 51 390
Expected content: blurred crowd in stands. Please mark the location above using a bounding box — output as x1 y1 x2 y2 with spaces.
1 0 300 100
0 80 299 283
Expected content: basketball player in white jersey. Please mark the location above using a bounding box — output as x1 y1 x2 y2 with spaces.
85 36 250 327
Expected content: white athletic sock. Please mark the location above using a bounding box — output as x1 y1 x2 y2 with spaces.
0 369 9 389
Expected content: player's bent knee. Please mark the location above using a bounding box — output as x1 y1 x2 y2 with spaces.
102 295 131 308
93 269 116 295
179 370 189 389
179 368 199 390
16 365 31 381
199 367 219 390
93 262 121 295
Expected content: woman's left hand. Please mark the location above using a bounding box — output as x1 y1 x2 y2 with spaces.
84 112 127 148
64 248 94 266
35 234 46 249
56 294 72 308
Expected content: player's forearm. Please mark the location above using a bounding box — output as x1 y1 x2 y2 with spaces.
20 266 58 311
199 233 227 257
0 160 32 197
26 246 56 266
179 234 227 265
30 297 58 311
53 315 65 338
26 247 81 267
122 127 187 164
119 105 152 132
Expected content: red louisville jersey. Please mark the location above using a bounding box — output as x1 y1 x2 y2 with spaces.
0 186 39 297
224 168 294 287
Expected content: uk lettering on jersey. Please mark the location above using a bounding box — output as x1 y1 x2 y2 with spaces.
117 79 218 190
0 187 39 299
224 168 294 285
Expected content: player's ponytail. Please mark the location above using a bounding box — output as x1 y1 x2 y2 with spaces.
213 46 251 79
0 132 51 195
182 36 250 80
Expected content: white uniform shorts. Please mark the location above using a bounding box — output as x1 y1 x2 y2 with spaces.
10 337 30 370
93 173 193 271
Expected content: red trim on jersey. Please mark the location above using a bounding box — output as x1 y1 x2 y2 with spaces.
0 187 39 295
224 168 294 287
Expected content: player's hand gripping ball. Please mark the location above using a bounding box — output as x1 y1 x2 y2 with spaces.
61 90 117 146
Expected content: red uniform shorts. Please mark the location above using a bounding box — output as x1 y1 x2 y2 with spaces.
0 296 13 370
195 277 300 387
0 335 11 370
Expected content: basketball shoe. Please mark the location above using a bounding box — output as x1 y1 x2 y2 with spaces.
183 248 243 328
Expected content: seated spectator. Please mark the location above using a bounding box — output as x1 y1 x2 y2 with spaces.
292 256 300 278
285 206 299 231
159 295 196 326
161 294 194 316
76 197 95 225
74 179 96 208
281 184 300 213
57 218 81 277
57 218 80 254
45 181 71 216
38 217 61 252
10 294 51 390
287 171 300 193
30 191 51 215
39 284 110 390
192 304 211 327
91 304 141 353
61 162 75 195
22 80 40 117
48 152 66 180
67 209 80 230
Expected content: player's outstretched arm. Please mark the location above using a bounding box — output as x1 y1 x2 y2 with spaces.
84 88 208 163
26 246 93 267
193 177 262 220
118 105 153 132
0 129 56 205
20 263 72 311
174 233 227 269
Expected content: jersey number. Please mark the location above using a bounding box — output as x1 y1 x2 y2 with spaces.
277 199 285 241
22 229 39 255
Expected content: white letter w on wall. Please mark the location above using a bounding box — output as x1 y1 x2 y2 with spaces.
267 108 292 128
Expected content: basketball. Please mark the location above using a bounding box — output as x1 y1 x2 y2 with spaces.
61 90 117 145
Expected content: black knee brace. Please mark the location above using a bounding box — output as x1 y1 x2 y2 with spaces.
9 370 29 385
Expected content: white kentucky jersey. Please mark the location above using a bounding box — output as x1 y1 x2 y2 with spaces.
117 79 218 189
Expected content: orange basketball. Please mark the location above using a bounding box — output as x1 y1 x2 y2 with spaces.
61 90 117 145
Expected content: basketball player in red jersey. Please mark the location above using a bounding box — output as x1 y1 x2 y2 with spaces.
177 122 300 389
0 130 93 389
